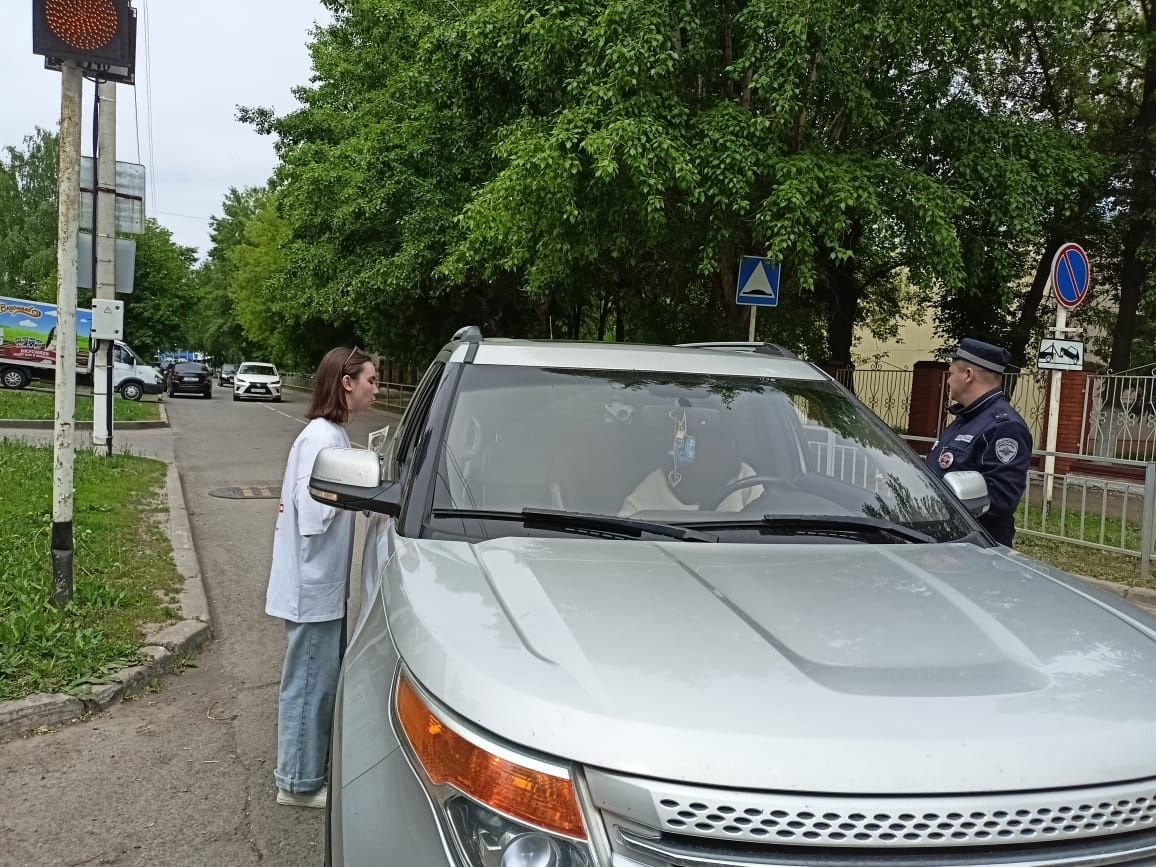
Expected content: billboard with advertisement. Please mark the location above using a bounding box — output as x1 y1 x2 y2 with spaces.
0 296 92 372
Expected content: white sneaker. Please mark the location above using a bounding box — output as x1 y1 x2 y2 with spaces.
276 786 327 808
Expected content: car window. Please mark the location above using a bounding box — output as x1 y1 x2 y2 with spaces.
174 363 207 374
396 362 445 467
238 364 277 376
432 365 974 542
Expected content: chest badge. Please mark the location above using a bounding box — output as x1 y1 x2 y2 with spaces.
938 450 955 469
995 437 1019 463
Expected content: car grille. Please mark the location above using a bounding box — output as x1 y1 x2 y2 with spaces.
241 383 270 394
586 770 1156 866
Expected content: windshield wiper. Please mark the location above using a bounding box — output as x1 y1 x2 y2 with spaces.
679 514 935 544
431 508 717 543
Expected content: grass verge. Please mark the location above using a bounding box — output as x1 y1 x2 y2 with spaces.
1014 501 1151 588
0 390 160 422
0 439 180 702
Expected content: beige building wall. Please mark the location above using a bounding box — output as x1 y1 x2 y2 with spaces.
852 319 944 369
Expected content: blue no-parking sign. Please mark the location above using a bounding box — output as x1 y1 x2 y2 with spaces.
736 256 781 307
1051 243 1091 309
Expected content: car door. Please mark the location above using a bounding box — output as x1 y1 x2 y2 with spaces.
358 357 448 621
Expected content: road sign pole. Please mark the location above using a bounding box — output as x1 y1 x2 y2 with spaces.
1043 304 1068 503
92 79 117 457
52 61 83 607
748 306 757 342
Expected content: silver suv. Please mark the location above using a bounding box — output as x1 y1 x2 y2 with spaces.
311 331 1156 866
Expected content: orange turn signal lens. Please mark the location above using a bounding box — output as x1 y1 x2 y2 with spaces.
396 676 588 841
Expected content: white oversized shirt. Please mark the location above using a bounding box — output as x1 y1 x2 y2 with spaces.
265 418 355 623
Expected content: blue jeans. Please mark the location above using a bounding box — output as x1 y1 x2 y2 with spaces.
275 618 344 793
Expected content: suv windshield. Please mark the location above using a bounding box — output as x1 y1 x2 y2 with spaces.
431 365 974 542
239 364 277 376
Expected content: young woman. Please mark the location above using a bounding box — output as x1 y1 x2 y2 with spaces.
265 346 377 807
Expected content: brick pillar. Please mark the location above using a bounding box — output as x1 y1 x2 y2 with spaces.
908 361 949 440
1041 370 1093 474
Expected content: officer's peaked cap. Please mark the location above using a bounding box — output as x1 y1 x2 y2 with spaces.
954 338 1010 373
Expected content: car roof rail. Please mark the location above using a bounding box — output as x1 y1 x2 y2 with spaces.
677 341 798 359
452 325 483 343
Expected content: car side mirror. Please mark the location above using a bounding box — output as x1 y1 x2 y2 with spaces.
309 447 402 517
944 470 990 517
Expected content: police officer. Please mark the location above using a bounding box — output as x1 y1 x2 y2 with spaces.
926 339 1032 546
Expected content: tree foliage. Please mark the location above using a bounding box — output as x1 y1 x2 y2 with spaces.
0 128 60 301
222 0 1152 371
0 128 199 360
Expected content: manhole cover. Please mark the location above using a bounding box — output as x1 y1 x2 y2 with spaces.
209 484 282 500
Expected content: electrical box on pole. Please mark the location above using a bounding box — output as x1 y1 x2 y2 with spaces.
32 0 137 84
91 299 124 340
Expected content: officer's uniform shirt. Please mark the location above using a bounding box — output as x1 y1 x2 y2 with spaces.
926 388 1032 547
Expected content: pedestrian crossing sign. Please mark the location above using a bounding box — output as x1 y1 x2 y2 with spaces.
736 256 781 307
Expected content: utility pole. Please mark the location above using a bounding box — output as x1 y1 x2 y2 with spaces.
52 61 83 606
34 0 138 607
92 79 117 456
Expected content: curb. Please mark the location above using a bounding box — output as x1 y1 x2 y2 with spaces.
0 456 212 741
0 401 169 431
1080 574 1156 608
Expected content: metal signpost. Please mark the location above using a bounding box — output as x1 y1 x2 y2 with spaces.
1042 242 1091 501
735 256 781 341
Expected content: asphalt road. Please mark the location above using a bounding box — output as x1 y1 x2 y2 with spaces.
3 387 400 866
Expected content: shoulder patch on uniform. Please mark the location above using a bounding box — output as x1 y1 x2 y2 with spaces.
995 437 1019 463
954 434 975 443
993 410 1009 421
938 450 954 469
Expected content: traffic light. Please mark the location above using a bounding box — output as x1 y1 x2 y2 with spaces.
32 0 137 83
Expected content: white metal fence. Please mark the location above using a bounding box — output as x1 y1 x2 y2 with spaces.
1082 374 1156 462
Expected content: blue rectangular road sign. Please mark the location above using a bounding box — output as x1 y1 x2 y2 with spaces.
736 256 780 307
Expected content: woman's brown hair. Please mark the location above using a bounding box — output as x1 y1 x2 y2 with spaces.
306 346 374 423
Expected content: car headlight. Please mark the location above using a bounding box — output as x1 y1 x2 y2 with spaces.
395 675 595 867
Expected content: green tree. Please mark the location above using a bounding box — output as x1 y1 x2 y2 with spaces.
189 187 265 364
123 220 198 358
0 128 59 300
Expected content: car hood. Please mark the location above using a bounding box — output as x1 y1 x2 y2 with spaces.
383 536 1156 794
236 373 278 383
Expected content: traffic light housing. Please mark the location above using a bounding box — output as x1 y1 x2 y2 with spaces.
32 0 137 83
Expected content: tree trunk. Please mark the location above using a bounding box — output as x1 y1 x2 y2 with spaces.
1010 237 1063 369
715 255 744 338
1004 236 1064 398
1111 17 1156 373
615 283 625 342
825 265 860 370
597 289 611 341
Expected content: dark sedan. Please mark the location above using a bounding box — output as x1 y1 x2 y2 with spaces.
168 362 213 399
218 363 237 386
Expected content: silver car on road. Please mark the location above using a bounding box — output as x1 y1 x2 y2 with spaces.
310 332 1156 867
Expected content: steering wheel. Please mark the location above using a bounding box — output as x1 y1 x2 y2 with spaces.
705 475 791 511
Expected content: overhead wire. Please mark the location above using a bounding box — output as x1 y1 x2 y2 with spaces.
141 0 158 210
